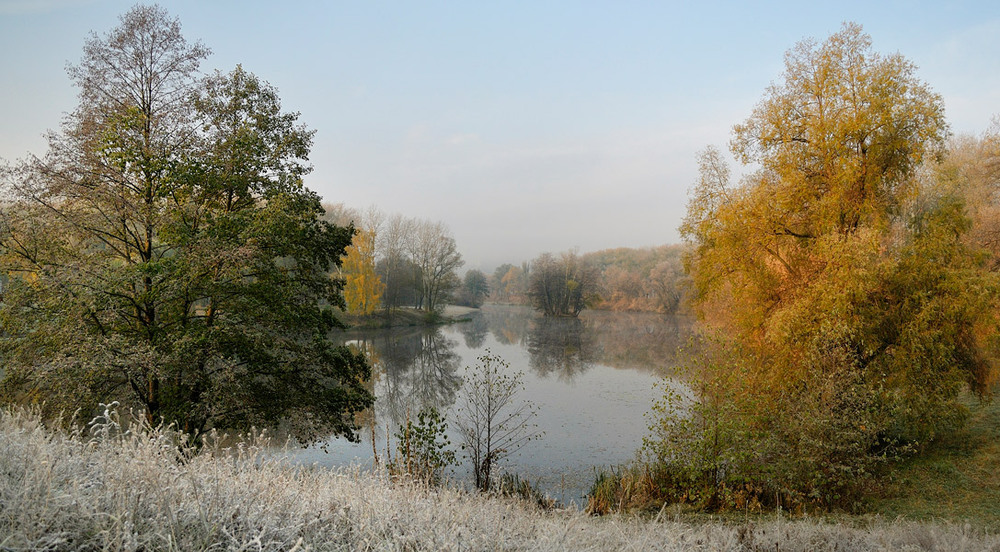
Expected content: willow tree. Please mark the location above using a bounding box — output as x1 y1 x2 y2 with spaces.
657 23 997 509
0 5 373 443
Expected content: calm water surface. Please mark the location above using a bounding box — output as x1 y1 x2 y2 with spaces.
287 304 691 505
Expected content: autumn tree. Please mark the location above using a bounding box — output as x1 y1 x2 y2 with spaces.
582 245 689 313
491 263 530 304
0 6 373 442
934 122 1000 269
655 23 997 509
342 228 384 314
491 264 515 302
528 250 598 317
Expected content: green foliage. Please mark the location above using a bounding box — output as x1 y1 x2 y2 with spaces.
0 6 373 444
455 269 490 308
390 407 456 486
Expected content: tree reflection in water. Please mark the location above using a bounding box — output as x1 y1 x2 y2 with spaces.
347 308 691 424
584 310 690 376
483 306 533 346
478 305 691 379
525 317 599 380
322 305 691 504
457 313 489 349
347 327 462 430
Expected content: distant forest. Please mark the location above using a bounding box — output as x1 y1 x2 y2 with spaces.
487 245 688 315
322 202 689 317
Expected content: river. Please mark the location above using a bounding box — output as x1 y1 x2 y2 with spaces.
285 304 692 506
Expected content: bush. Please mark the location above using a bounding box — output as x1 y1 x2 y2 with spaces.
389 407 456 486
642 337 917 513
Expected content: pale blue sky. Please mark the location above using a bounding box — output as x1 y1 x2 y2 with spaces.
2 1 999 270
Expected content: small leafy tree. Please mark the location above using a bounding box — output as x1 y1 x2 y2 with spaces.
391 407 456 486
455 269 489 308
454 351 541 492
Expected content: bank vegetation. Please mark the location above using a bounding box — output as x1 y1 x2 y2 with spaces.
2 407 997 552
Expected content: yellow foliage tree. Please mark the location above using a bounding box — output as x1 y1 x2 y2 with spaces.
343 229 384 315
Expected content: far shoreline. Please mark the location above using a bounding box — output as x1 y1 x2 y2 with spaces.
339 304 479 329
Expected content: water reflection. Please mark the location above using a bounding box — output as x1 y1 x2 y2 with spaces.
482 306 534 346
585 310 691 374
350 328 462 429
457 312 489 349
343 306 691 424
324 305 692 504
526 317 599 380
478 305 691 377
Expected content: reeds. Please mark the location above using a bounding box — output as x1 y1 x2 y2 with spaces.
1 406 996 551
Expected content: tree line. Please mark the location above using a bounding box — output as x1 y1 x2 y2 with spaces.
486 245 689 317
321 205 465 315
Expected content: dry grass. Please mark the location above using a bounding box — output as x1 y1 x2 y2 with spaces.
1 407 998 551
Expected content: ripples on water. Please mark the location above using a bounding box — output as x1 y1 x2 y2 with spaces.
286 304 692 506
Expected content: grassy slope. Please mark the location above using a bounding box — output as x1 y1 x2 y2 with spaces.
3 408 998 551
872 390 1000 529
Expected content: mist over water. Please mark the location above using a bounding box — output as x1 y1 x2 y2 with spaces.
287 305 692 505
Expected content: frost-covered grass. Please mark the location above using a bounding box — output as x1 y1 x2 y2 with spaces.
1 407 997 551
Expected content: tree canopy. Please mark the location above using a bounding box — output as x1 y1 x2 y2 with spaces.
657 23 998 509
0 5 373 443
528 250 598 317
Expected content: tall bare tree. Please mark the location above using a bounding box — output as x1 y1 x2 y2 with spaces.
407 219 463 313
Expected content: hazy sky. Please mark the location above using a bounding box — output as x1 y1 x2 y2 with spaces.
2 1 999 270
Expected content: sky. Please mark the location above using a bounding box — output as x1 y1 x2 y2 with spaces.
1 1 999 271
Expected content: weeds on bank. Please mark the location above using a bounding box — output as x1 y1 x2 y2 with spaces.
587 388 1000 532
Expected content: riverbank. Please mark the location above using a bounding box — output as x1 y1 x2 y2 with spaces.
339 305 478 329
1 408 996 551
870 389 1000 526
